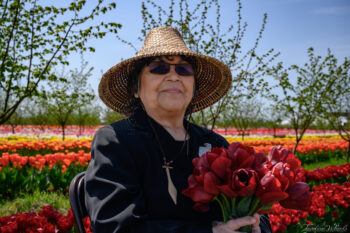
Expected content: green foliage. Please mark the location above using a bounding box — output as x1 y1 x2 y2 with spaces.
302 156 348 171
0 164 86 202
0 190 70 216
297 149 345 165
4 107 25 133
0 0 121 125
217 97 265 139
45 58 95 140
262 106 287 137
102 107 124 125
309 117 332 131
267 48 341 153
321 56 350 162
23 96 56 129
71 104 102 127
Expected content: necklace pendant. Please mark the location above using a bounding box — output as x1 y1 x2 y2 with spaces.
162 165 177 205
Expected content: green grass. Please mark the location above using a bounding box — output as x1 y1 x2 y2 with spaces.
0 189 70 216
302 156 348 170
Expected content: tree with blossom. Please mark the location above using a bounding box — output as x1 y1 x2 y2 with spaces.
0 0 121 125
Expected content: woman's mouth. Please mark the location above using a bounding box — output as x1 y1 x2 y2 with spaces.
163 88 182 93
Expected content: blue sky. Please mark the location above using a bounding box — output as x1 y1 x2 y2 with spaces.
67 0 350 100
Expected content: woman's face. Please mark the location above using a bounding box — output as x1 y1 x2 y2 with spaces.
136 56 195 116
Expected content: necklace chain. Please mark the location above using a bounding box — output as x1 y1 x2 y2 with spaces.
146 116 189 165
144 112 189 205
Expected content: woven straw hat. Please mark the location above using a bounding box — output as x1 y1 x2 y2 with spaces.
99 26 232 114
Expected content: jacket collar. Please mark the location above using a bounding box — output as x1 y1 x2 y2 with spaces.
127 106 212 138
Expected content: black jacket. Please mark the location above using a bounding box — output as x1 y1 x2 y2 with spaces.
85 108 272 233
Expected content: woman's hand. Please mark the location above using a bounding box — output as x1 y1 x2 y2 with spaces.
212 213 261 233
251 213 261 233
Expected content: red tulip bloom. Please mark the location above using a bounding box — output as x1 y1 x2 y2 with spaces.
230 168 259 197
256 171 289 205
228 142 255 169
255 161 272 178
252 152 268 168
193 202 210 212
272 162 296 191
280 182 311 211
203 171 221 195
210 155 232 179
268 146 301 170
182 185 214 203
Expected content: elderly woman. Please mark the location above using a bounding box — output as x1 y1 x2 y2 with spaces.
85 27 272 233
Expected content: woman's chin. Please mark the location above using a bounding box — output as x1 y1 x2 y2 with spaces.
159 102 188 113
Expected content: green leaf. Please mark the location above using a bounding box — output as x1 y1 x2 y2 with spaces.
230 197 239 218
258 203 273 212
237 196 252 217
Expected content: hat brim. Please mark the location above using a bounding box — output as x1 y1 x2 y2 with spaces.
99 51 232 114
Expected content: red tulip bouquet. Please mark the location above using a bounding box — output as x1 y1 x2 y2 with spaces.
182 143 311 232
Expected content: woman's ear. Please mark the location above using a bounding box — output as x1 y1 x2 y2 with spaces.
134 93 139 98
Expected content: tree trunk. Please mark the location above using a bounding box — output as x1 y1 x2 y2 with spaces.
40 125 45 132
11 124 15 134
293 139 300 155
79 124 82 136
273 127 276 138
347 141 350 163
61 125 65 141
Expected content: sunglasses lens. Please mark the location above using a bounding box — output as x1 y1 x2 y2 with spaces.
148 62 194 76
149 62 170 74
175 64 194 76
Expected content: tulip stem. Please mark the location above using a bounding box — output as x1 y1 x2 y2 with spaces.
231 197 237 218
248 197 260 216
220 194 231 212
231 197 236 212
214 196 228 223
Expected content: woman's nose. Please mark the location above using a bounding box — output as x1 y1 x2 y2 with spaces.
166 66 180 81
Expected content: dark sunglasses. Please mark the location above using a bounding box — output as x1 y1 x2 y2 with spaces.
148 61 194 76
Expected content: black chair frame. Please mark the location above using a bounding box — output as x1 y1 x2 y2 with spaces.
69 171 88 233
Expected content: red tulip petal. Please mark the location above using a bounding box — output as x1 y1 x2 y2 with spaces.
188 174 199 188
193 202 210 212
206 152 220 165
217 185 238 198
204 172 221 195
190 186 214 203
211 156 232 179
258 191 289 205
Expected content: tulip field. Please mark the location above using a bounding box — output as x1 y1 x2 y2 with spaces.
0 126 349 233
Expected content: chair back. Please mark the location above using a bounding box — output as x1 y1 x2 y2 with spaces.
69 172 88 233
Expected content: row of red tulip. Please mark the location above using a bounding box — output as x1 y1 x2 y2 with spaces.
252 144 346 154
296 164 350 182
269 181 350 233
0 205 91 233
